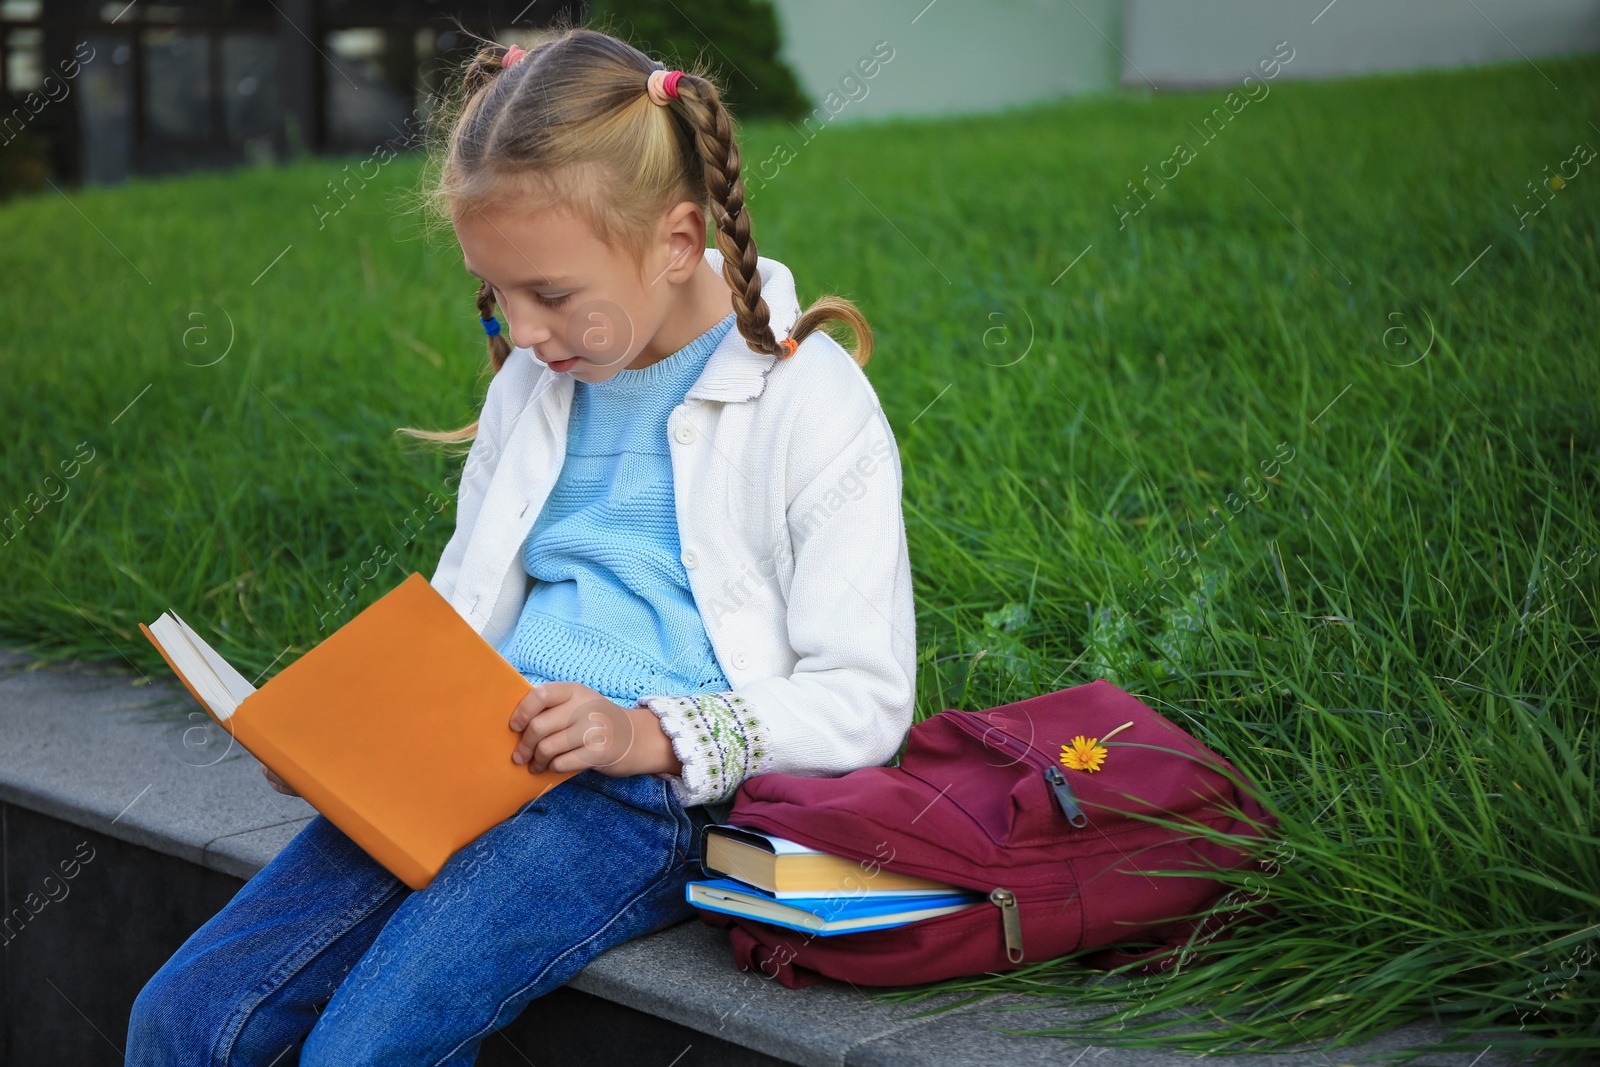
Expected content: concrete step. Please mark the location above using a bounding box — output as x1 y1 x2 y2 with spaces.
0 645 1516 1066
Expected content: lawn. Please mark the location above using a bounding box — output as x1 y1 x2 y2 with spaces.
2 48 1597 1061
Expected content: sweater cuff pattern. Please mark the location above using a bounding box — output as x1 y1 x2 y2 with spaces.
639 692 771 807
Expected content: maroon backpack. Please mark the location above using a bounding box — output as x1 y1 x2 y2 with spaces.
693 679 1277 988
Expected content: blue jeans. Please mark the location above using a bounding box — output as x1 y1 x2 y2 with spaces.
125 769 717 1066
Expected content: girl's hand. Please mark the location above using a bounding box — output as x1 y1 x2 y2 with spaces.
262 765 300 796
508 682 683 778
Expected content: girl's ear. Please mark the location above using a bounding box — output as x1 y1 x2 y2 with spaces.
655 199 709 284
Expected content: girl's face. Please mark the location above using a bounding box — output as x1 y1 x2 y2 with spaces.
452 198 704 385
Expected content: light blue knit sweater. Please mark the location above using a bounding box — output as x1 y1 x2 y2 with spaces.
495 313 737 705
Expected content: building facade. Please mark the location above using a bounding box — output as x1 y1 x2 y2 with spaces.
0 0 578 188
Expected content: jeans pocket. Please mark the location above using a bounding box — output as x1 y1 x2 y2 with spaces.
682 803 715 862
571 769 676 819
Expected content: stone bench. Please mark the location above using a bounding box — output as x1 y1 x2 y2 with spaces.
0 646 1496 1066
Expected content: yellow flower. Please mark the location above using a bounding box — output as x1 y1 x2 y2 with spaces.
1061 735 1107 773
1059 722 1133 773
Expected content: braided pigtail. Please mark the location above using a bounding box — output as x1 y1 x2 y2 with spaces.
669 73 777 355
475 278 512 373
465 42 527 380
393 41 529 447
669 73 872 366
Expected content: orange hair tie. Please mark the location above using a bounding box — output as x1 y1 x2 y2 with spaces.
778 337 799 358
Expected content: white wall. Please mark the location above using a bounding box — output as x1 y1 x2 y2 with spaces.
768 0 1121 123
1122 0 1600 87
764 1 1600 122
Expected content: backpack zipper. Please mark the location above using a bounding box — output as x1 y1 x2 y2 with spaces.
1043 763 1089 827
947 710 1090 828
989 887 1025 962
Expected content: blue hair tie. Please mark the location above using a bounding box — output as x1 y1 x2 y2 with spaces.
480 315 502 338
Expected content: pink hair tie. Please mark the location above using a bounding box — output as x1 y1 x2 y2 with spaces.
646 68 684 106
502 44 528 69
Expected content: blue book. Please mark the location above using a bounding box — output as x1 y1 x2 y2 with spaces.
686 877 985 936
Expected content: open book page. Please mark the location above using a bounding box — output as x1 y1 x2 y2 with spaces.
148 612 256 720
171 610 256 709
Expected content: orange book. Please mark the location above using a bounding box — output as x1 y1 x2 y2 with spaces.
138 571 579 890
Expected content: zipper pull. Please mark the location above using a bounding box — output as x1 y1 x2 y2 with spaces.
1044 764 1089 827
989 887 1025 963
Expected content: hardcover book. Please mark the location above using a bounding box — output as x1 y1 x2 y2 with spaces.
139 572 576 890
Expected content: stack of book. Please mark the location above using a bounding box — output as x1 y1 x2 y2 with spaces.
687 825 986 936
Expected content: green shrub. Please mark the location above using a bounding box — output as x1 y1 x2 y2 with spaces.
587 0 812 120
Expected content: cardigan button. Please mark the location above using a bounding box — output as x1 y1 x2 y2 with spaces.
732 652 750 670
674 423 696 444
681 548 698 568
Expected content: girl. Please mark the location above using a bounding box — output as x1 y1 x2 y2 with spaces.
126 26 915 1066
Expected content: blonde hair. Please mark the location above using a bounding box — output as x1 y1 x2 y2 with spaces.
398 23 873 446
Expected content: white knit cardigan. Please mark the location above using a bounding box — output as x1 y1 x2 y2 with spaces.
429 249 917 808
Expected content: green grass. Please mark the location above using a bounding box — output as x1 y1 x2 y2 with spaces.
3 49 1598 1061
